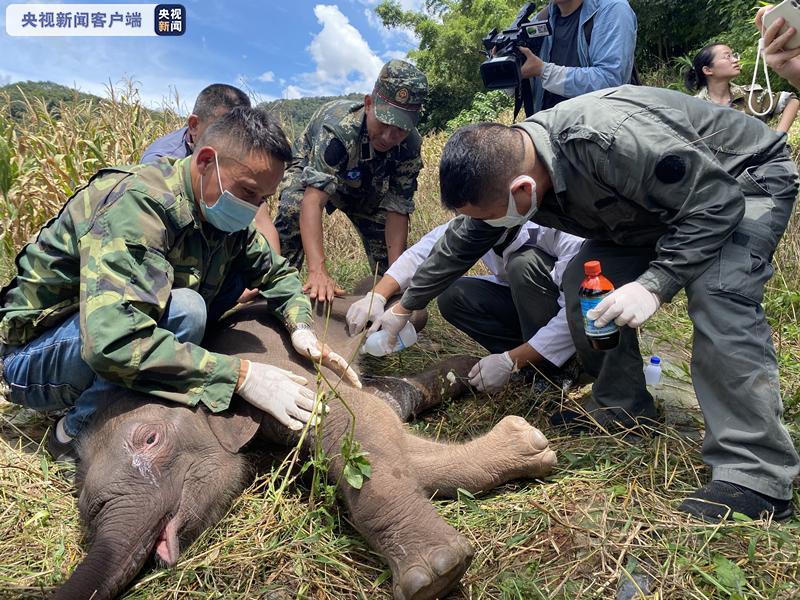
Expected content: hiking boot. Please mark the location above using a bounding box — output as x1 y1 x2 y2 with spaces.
46 417 79 467
678 481 793 522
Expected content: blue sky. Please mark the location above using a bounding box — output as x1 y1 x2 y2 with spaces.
0 0 422 112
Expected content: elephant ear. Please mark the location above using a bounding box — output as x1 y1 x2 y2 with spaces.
206 396 264 453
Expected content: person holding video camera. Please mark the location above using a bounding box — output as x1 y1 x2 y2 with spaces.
519 0 637 111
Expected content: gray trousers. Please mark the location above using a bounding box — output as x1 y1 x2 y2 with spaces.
438 246 561 368
562 157 800 499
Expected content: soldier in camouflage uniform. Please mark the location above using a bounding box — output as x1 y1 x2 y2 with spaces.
273 60 428 303
0 107 358 460
370 86 799 523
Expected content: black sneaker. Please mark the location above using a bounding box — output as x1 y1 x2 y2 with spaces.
46 419 79 467
549 408 660 438
678 481 793 522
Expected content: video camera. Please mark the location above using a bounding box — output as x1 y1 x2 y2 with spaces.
480 2 551 90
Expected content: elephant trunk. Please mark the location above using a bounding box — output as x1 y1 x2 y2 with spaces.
53 515 164 600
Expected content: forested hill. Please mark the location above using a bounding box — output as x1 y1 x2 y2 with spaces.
1 81 101 120
1 80 361 135
258 93 364 135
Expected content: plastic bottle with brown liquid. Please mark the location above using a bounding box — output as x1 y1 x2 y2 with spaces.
579 260 620 350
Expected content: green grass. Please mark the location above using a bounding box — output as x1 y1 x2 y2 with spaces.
1 85 799 599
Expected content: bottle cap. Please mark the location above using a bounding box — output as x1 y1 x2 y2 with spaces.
649 356 661 365
584 260 601 276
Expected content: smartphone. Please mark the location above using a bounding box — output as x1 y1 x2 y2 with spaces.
763 0 800 50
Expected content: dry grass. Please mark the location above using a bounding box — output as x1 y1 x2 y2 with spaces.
1 85 799 599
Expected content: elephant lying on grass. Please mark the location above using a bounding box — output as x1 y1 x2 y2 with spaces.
53 296 557 600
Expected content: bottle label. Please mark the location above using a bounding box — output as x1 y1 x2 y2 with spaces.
581 294 619 337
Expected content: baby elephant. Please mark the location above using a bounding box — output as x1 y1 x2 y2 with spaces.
54 297 557 600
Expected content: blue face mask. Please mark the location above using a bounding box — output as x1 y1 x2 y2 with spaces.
199 152 258 232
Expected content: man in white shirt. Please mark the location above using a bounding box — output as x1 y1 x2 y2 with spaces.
347 216 584 391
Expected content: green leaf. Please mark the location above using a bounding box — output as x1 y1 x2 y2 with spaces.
343 463 364 489
712 554 746 593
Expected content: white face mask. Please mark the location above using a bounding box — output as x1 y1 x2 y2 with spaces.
484 175 538 228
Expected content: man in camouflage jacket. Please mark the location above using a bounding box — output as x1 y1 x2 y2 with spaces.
273 59 428 303
0 107 358 459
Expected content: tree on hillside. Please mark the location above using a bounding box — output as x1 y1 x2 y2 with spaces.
258 93 364 138
376 0 783 129
377 0 519 132
0 81 101 120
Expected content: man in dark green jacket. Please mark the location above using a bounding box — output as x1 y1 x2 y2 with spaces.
0 107 358 460
369 85 799 522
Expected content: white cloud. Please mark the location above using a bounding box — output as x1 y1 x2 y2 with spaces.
257 71 275 83
284 85 303 99
305 5 383 91
282 4 406 99
363 7 417 46
382 49 409 61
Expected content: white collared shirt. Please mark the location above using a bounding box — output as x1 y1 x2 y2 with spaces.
386 219 585 366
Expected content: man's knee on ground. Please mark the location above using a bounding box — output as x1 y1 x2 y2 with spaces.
505 252 548 290
166 288 207 345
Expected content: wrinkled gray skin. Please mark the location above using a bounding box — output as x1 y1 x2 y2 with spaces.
54 296 556 600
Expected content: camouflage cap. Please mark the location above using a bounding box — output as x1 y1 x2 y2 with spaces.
372 59 428 132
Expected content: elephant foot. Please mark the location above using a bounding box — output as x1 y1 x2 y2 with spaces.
491 415 557 480
391 534 475 600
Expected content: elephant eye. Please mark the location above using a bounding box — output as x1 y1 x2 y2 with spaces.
145 433 157 445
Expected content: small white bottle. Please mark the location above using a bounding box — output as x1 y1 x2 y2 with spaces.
644 356 662 387
361 322 418 357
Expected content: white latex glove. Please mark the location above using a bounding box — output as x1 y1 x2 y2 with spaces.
291 327 362 388
468 352 516 392
586 282 661 329
367 304 411 354
346 292 387 336
237 361 317 431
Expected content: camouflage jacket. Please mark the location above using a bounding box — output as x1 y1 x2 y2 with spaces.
0 157 312 413
695 83 797 122
401 85 794 310
283 100 422 216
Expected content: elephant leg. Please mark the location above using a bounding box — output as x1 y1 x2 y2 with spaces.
336 460 475 600
361 355 477 420
407 416 557 498
320 397 474 600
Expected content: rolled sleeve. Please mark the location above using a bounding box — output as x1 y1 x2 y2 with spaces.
527 304 575 367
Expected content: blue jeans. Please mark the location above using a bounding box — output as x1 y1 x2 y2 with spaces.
1 288 210 437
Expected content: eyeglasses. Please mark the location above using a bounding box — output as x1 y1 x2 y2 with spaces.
719 52 740 62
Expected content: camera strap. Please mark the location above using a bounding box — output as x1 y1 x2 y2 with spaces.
749 34 775 116
514 82 535 120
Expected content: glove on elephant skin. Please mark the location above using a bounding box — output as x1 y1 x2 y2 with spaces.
53 296 557 600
